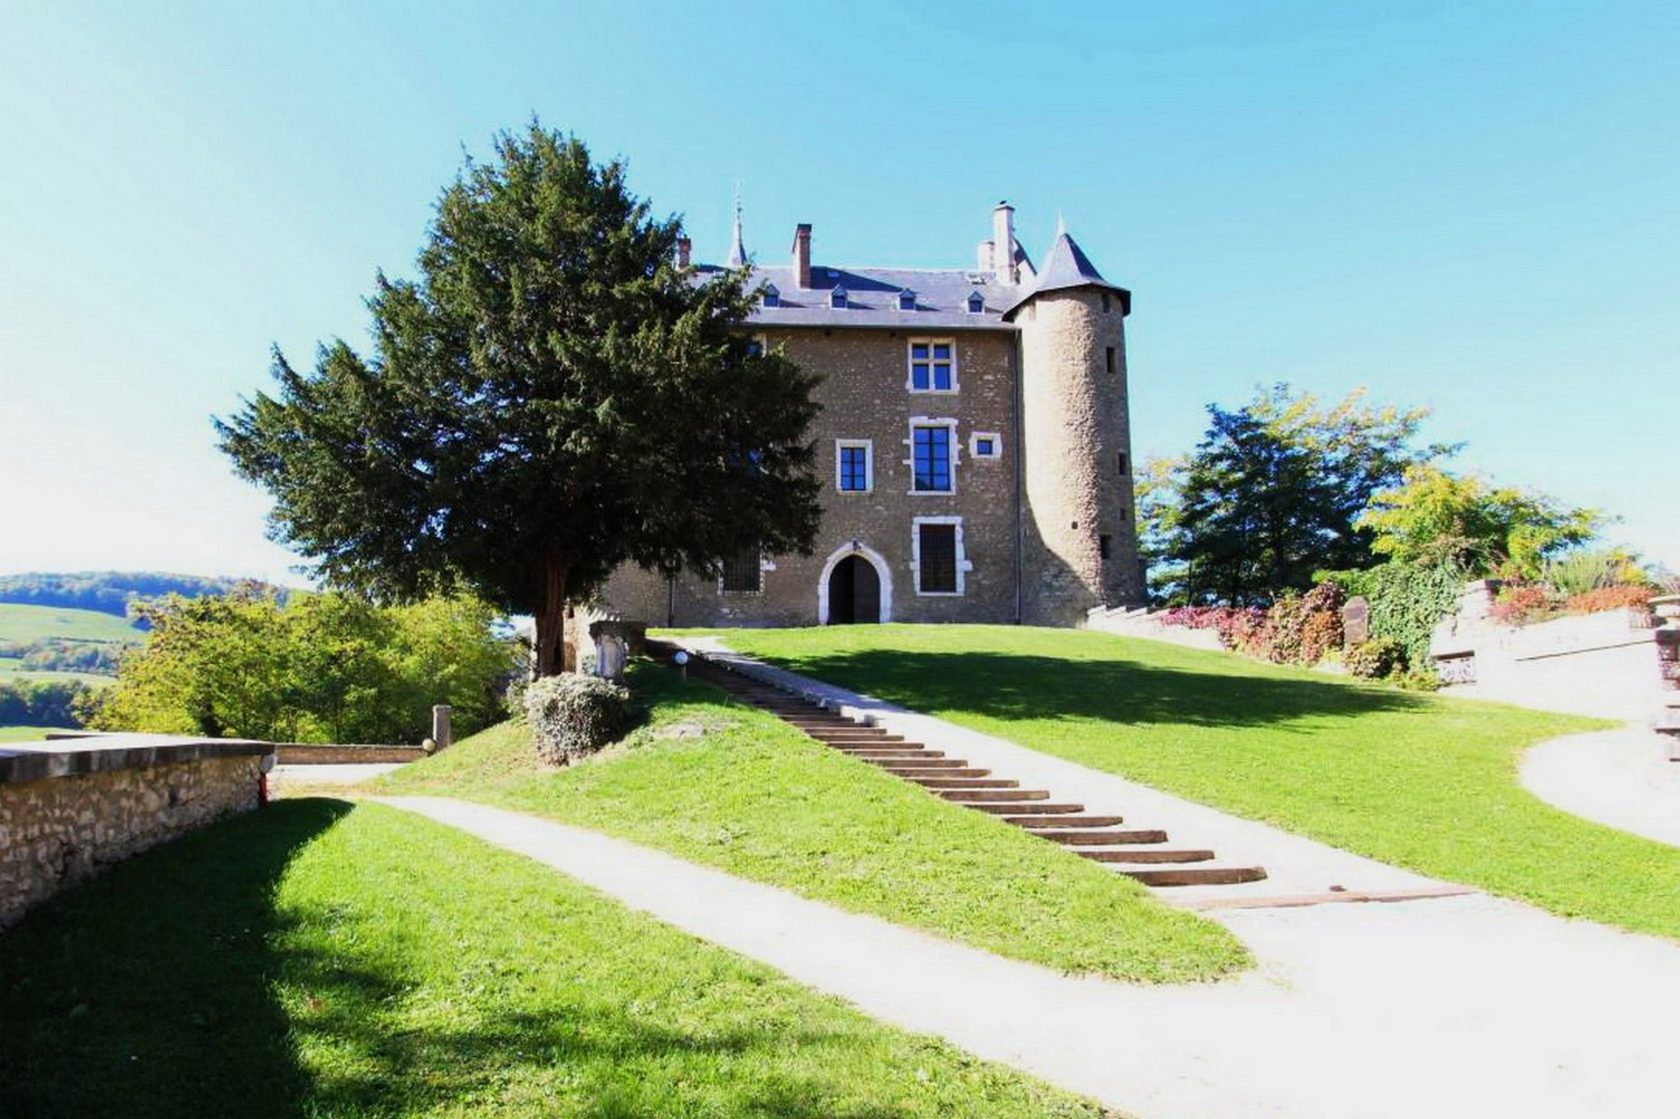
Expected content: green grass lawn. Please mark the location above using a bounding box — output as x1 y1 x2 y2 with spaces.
1 799 1104 1118
0 725 54 742
375 663 1246 983
0 602 144 645
709 624 1680 942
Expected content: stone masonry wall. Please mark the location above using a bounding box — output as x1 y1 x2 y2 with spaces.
600 325 1022 627
0 755 261 929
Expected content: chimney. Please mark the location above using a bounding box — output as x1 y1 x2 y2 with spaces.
675 235 692 270
977 239 994 274
791 223 811 288
992 201 1016 284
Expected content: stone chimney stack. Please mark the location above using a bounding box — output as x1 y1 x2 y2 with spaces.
992 202 1016 284
675 235 691 270
791 223 812 288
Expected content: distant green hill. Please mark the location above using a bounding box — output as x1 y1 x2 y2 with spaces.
0 571 286 618
0 603 145 645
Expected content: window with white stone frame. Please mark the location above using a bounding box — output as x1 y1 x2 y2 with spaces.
907 338 956 393
969 431 1002 460
719 546 763 594
906 418 959 494
911 516 971 595
835 439 872 494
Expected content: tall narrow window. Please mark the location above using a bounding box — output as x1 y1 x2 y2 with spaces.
836 440 871 493
1117 451 1129 476
1101 292 1112 313
1099 534 1112 560
1105 346 1115 373
912 426 953 492
720 547 760 593
908 339 955 392
917 523 958 594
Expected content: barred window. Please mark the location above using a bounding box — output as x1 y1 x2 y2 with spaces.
917 523 958 594
720 547 761 593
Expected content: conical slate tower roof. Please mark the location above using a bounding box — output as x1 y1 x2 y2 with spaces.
726 197 748 269
1003 229 1130 318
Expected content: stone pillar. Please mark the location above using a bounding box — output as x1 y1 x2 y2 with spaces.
431 705 452 751
1341 596 1370 648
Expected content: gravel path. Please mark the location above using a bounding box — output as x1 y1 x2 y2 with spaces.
378 795 1680 1119
1521 727 1680 848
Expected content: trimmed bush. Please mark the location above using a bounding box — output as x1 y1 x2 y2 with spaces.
1563 584 1653 615
1489 583 1551 626
526 673 631 766
1345 637 1406 679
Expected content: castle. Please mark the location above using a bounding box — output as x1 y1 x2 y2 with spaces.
594 201 1144 630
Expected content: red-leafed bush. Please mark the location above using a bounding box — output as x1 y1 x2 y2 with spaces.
1489 583 1551 625
1564 584 1653 615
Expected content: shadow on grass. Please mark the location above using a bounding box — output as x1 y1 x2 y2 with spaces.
0 798 350 1119
764 648 1429 729
0 795 945 1119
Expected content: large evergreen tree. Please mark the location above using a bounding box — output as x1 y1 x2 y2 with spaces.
218 125 822 674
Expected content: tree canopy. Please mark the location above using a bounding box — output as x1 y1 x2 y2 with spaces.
1143 385 1449 605
218 124 823 674
1357 465 1603 580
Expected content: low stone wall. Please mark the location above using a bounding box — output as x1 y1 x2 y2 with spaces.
274 743 425 765
0 736 269 929
1085 606 1226 652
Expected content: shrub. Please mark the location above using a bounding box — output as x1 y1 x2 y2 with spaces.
1489 583 1551 626
1345 637 1407 679
1362 560 1464 669
1542 549 1640 597
1564 584 1653 615
526 673 631 766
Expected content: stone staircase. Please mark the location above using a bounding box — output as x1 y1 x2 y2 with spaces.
685 656 1267 890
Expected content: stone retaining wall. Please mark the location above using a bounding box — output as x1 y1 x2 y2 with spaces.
0 741 266 929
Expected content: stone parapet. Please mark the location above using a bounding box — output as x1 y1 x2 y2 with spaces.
0 734 271 929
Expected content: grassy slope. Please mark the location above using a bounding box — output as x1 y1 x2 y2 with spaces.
1 799 1102 1118
0 726 52 742
375 663 1247 983
714 624 1680 942
0 602 144 645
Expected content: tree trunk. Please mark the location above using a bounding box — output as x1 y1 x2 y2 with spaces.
534 548 571 678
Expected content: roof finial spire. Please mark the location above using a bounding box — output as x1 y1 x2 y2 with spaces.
1055 212 1068 239
726 182 747 269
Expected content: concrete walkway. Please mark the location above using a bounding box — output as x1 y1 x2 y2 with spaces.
273 762 403 791
380 795 1680 1119
1521 727 1680 848
672 637 1462 906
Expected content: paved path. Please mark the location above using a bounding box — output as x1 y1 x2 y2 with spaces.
672 637 1462 906
274 762 403 790
379 795 1679 1119
1521 727 1680 848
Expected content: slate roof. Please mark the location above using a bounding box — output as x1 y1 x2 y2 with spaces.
1002 232 1131 318
692 263 1023 330
691 230 1126 329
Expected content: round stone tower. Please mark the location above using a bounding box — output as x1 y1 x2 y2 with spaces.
1007 230 1142 626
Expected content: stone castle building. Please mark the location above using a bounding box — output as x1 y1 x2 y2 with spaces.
595 201 1144 630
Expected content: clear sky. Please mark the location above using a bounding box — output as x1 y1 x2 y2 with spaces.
1 0 1675 585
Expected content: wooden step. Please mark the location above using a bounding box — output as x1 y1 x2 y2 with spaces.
1028 828 1167 845
881 766 988 778
1077 848 1215 865
941 789 1051 803
1117 865 1269 887
864 757 971 770
806 732 905 743
835 748 942 759
913 777 1018 789
970 802 1086 815
1003 813 1123 827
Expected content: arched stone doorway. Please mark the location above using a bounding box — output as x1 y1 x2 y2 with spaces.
817 543 892 625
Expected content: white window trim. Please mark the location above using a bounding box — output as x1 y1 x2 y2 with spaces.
816 541 894 624
905 336 959 394
904 416 960 496
746 333 769 358
910 515 973 597
969 431 1002 459
834 438 873 495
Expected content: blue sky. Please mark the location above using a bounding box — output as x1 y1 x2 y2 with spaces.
1 1 1675 583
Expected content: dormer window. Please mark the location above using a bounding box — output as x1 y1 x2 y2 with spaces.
965 291 985 314
762 284 780 308
830 286 848 309
898 289 916 311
